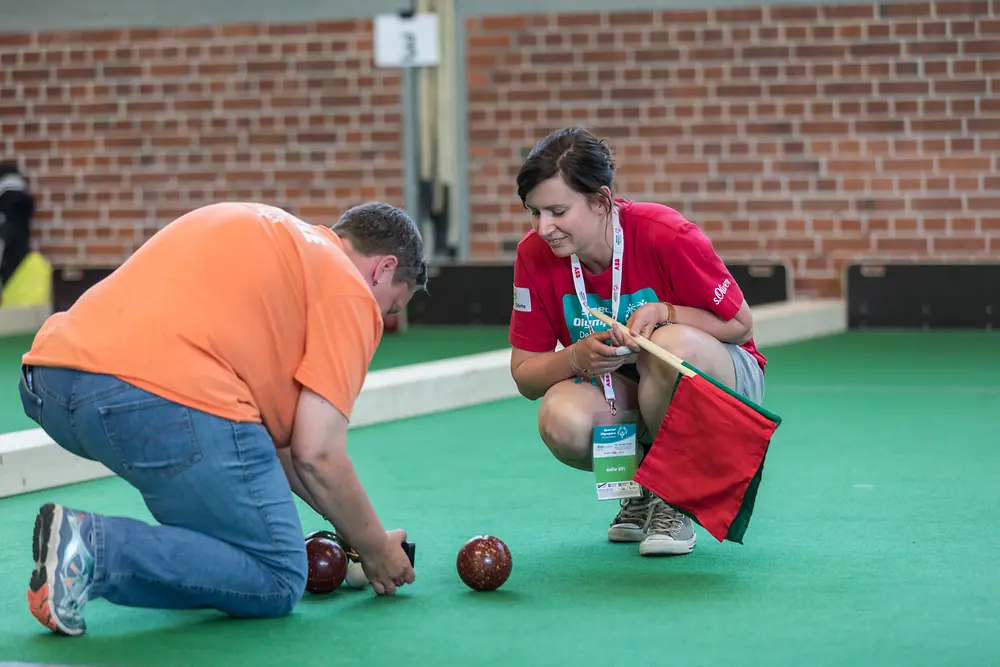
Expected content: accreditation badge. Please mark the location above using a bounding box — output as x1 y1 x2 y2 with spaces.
593 423 642 500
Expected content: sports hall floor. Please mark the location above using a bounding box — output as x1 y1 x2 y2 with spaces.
0 325 997 666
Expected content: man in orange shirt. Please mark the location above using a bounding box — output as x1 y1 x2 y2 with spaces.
18 201 426 636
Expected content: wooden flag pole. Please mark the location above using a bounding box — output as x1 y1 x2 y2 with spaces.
586 307 695 377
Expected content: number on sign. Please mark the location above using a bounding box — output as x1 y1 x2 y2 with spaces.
402 31 416 64
373 13 439 68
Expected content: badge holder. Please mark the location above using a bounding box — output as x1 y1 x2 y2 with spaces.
593 423 643 501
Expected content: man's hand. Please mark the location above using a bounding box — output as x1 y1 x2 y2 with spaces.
288 388 415 593
358 529 416 595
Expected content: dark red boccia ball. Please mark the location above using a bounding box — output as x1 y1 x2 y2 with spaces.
456 535 512 591
305 536 348 594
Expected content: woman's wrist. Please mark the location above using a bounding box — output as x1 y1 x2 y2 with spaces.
568 342 588 378
658 302 677 326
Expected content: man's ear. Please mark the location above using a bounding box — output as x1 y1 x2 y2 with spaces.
373 255 399 284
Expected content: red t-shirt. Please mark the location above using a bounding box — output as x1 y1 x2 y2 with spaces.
509 199 766 373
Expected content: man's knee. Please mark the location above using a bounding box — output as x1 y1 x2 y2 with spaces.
255 542 308 618
537 387 594 465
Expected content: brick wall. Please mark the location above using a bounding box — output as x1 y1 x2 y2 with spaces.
466 1 1000 298
3 3 997 299
0 20 403 267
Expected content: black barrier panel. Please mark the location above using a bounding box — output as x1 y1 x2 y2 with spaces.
728 263 789 307
52 268 114 312
846 263 999 329
50 262 790 327
406 264 515 325
406 262 789 326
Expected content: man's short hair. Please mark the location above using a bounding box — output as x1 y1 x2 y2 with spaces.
331 202 427 291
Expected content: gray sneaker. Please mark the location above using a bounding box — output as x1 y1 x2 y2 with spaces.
608 488 653 542
639 497 696 556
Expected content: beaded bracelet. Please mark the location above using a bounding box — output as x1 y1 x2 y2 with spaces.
568 343 588 378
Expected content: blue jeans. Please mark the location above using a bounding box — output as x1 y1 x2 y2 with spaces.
18 365 308 618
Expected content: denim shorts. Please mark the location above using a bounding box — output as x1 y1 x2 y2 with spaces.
726 343 765 405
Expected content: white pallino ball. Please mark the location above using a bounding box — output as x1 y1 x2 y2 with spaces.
344 561 369 589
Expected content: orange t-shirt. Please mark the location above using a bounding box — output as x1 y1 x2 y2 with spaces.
22 202 384 448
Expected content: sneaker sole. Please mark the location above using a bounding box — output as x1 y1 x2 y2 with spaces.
638 534 697 557
27 503 81 636
608 526 646 542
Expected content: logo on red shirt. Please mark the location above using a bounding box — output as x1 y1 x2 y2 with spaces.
713 278 732 305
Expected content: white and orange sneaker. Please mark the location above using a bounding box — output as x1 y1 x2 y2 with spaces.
28 503 95 636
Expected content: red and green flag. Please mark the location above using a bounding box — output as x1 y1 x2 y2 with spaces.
588 308 782 544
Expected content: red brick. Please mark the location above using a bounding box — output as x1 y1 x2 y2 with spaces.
875 236 930 253
935 79 989 93
908 40 960 55
937 0 990 13
822 236 873 253
481 15 528 30
881 2 933 17
823 5 877 19
967 197 1000 210
715 7 763 22
932 237 988 252
556 13 602 27
769 6 820 20
963 38 1000 53
609 11 657 25
939 156 993 170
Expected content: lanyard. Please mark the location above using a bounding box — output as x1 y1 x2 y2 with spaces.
570 207 624 415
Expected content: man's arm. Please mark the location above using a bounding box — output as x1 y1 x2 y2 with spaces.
275 446 323 515
286 387 390 559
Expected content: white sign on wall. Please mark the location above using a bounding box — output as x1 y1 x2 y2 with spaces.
374 12 440 68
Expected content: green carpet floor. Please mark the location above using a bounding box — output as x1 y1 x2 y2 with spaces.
0 331 997 666
369 325 509 370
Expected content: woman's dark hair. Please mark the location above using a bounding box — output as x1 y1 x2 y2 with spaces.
515 127 616 215
331 201 428 291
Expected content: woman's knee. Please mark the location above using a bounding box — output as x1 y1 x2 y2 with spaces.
537 385 596 465
638 324 733 383
638 325 701 375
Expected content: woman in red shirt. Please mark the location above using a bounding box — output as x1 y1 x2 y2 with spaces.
509 127 766 557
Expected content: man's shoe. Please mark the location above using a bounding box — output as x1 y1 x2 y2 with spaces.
27 503 95 636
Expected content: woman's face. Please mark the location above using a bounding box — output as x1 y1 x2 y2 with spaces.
523 175 608 258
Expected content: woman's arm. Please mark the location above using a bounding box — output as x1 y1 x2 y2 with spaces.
656 223 756 344
671 299 754 345
510 346 575 401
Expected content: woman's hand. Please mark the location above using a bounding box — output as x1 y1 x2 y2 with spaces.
571 331 634 378
627 302 672 339
608 302 671 351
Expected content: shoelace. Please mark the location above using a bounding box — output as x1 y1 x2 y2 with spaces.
615 494 652 524
646 499 685 535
